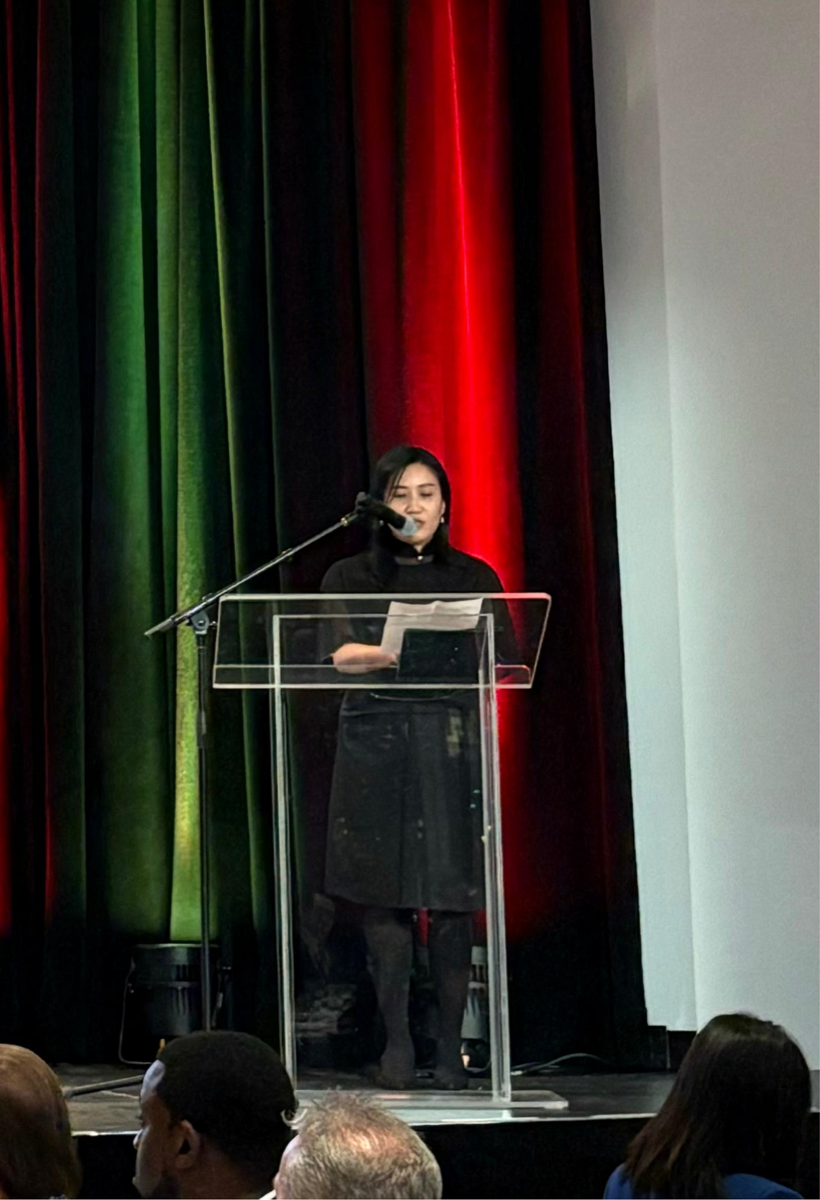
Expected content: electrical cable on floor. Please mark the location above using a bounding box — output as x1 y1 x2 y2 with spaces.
512 1052 612 1076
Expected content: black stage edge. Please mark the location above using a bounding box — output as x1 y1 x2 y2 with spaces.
64 1068 819 1200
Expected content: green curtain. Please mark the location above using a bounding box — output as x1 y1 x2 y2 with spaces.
6 0 366 1057
86 0 295 1048
89 0 249 964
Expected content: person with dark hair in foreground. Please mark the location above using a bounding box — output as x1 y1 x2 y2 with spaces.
604 1013 811 1199
133 1031 296 1199
0 1044 82 1200
274 1092 443 1200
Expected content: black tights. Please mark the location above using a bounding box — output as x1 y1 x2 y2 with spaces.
363 906 472 1083
363 907 415 1080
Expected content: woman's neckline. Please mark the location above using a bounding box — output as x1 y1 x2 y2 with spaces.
393 551 434 565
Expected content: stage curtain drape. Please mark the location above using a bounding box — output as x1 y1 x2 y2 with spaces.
0 0 647 1066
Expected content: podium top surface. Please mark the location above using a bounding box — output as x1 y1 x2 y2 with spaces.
214 592 550 690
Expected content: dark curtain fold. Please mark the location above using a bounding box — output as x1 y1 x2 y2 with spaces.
0 0 647 1067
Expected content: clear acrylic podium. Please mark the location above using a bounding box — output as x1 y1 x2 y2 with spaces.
214 592 550 1106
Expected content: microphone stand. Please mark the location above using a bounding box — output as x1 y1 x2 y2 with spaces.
144 506 361 1031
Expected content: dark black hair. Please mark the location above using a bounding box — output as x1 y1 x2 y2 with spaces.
156 1031 296 1192
368 445 452 578
625 1013 811 1198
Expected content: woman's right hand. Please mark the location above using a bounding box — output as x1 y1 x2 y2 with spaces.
331 643 398 674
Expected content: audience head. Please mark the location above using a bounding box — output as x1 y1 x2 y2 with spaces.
0 1043 81 1199
625 1012 811 1198
134 1031 296 1199
274 1092 443 1200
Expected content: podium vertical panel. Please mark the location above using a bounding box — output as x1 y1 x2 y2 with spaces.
215 593 550 1107
478 611 511 1102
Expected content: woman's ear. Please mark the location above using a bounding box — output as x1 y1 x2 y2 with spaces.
174 1120 203 1174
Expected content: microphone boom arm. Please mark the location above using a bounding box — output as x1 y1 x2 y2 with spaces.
144 508 360 638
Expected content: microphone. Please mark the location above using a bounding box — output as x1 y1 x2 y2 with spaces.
355 492 419 538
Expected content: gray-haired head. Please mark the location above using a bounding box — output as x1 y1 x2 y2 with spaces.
274 1093 443 1200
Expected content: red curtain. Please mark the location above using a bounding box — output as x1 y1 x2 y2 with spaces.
346 0 646 1058
351 0 580 931
0 0 33 941
353 0 522 586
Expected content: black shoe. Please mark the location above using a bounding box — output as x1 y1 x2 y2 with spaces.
432 1038 468 1090
372 1039 417 1090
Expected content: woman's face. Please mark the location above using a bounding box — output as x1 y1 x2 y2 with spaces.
385 462 446 549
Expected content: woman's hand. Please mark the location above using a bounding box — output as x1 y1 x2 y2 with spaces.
331 643 398 674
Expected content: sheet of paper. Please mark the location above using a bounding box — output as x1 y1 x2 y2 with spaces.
379 598 482 659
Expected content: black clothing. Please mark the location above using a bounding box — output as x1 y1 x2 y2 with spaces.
320 546 504 910
321 542 503 600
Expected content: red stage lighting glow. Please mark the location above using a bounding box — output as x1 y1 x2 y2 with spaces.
354 0 545 935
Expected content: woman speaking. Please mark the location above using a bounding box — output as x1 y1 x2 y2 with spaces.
320 445 505 1090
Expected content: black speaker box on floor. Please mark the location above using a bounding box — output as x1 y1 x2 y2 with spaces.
118 943 226 1065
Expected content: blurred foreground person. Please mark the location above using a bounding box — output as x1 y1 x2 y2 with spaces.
0 1044 81 1199
604 1013 811 1199
274 1092 442 1200
133 1031 295 1199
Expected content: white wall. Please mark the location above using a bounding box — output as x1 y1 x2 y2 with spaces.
590 0 819 1064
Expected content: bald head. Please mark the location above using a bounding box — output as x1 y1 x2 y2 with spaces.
275 1094 442 1200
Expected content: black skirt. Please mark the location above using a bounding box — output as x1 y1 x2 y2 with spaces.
325 690 486 911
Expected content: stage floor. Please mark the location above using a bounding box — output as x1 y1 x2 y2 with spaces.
61 1063 686 1133
59 1066 819 1199
62 1063 819 1132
